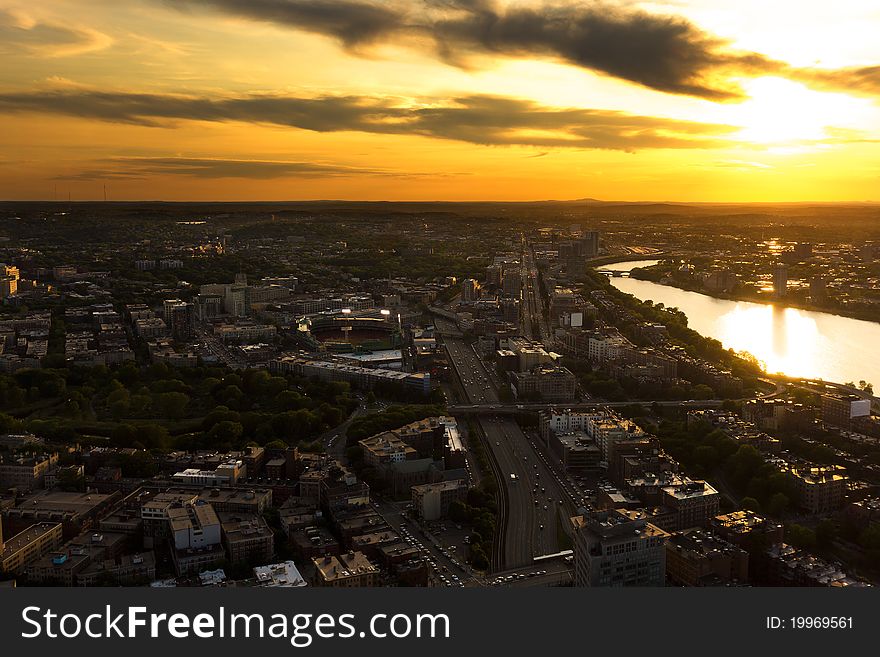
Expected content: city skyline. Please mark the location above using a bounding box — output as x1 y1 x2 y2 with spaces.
2 0 880 202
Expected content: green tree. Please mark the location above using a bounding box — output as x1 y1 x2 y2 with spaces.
155 391 190 419
204 421 244 449
786 523 817 551
135 424 170 450
767 492 790 517
815 518 838 552
110 424 137 448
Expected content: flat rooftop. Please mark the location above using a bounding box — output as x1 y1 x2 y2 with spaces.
0 522 60 556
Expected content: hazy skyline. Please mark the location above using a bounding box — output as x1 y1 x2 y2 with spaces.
2 0 880 201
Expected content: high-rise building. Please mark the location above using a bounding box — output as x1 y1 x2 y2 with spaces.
163 299 194 340
0 276 17 298
571 509 669 587
461 278 481 302
486 265 502 287
773 263 788 299
702 269 737 293
2 264 20 280
809 275 826 301
501 297 520 324
581 231 600 258
502 268 521 297
226 285 249 317
793 242 813 259
0 263 19 298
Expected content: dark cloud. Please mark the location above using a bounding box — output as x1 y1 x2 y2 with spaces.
169 0 407 47
0 89 737 151
167 0 780 100
791 65 880 97
53 156 407 180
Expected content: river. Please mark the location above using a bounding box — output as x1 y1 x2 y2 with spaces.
600 260 880 387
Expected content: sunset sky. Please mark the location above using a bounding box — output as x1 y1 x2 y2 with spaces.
2 0 880 201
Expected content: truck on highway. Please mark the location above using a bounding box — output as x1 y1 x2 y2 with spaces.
509 473 518 483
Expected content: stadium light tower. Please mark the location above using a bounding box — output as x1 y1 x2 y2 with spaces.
340 308 352 343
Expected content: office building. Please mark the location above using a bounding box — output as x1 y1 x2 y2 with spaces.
219 512 274 565
253 561 308 587
461 278 481 302
710 511 784 549
581 231 600 258
784 464 848 514
3 490 121 539
272 355 432 397
411 479 468 521
661 480 721 531
773 263 788 299
502 268 521 297
809 275 827 301
510 365 577 402
821 393 871 429
702 269 738 293
571 509 669 587
163 299 194 340
665 529 749 586
0 522 63 575
169 502 223 576
0 452 58 490
312 551 379 587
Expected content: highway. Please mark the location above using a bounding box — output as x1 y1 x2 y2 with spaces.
444 333 574 570
488 560 573 587
437 239 602 571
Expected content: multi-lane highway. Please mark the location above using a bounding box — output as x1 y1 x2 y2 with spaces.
444 334 574 569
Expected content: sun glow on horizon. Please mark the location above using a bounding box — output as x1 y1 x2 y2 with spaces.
2 0 880 201
725 77 876 146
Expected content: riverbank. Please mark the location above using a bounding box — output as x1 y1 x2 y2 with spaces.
586 253 666 268
607 274 880 387
627 266 880 326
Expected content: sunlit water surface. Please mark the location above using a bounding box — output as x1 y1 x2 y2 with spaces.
600 260 880 386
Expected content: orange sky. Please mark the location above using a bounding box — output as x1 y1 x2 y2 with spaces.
1 0 880 202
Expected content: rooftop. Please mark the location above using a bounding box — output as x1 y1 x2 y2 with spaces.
0 522 61 557
313 551 377 582
253 561 308 587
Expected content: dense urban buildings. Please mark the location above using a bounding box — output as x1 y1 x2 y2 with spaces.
0 202 876 590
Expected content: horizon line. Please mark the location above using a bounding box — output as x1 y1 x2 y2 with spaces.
2 198 879 206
